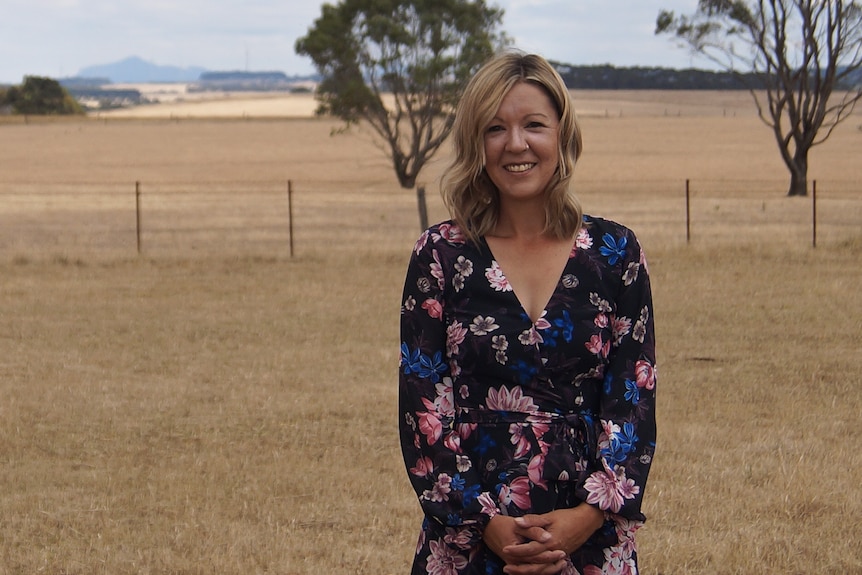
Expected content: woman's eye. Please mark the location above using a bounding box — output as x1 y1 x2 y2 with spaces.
526 121 544 129
486 125 504 133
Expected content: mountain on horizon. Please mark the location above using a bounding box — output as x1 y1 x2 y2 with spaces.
77 56 208 83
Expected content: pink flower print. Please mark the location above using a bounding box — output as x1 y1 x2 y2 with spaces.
611 315 632 346
622 261 640 286
454 255 473 277
584 468 624 512
519 326 543 346
403 295 416 311
533 311 551 331
633 306 649 343
509 423 532 459
449 359 461 378
417 398 443 445
486 386 538 413
469 315 499 336
458 384 469 399
430 249 445 290
443 431 461 453
446 321 468 356
613 518 642 556
423 473 452 503
485 261 511 292
589 292 612 312
436 222 466 244
527 452 547 489
426 538 468 575
435 378 455 416
410 456 434 477
422 298 443 320
413 230 429 255
635 359 656 390
477 492 499 517
498 476 531 510
601 542 637 575
455 454 472 473
576 227 593 250
594 312 609 328
586 333 609 358
584 465 640 513
456 422 476 442
443 527 474 550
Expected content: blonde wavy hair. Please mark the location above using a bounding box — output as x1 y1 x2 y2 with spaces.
441 51 583 243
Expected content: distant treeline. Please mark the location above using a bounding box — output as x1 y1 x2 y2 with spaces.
551 62 862 90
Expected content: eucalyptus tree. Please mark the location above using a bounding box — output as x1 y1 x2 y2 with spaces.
657 0 862 196
296 0 507 227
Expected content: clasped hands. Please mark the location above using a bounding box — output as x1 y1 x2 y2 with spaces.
483 503 605 575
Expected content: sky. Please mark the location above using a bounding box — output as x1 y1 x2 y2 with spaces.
0 0 709 84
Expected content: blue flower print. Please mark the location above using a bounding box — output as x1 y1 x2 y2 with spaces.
624 378 640 405
447 513 462 526
512 359 538 385
553 310 575 343
401 344 447 383
475 430 497 455
603 421 639 465
450 474 466 491
400 343 422 374
418 351 447 383
599 233 627 266
462 483 481 504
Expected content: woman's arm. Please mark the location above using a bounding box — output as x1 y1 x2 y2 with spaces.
399 231 500 543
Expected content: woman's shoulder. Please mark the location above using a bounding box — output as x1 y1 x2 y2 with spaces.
582 214 640 242
412 220 474 256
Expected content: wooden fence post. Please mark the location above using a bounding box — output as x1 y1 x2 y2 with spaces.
812 180 817 248
685 179 691 244
416 185 429 232
136 181 142 255
288 180 294 258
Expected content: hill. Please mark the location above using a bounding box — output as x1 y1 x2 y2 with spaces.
77 56 207 83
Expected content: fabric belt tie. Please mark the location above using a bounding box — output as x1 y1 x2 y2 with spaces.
455 408 597 482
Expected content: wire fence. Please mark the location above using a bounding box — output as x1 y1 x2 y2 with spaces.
0 178 859 259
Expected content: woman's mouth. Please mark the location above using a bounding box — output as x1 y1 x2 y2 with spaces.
505 163 536 173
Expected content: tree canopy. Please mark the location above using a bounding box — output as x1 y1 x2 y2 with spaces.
296 0 507 192
1 76 84 115
657 0 862 196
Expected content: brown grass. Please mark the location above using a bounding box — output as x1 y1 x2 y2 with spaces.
1 91 861 574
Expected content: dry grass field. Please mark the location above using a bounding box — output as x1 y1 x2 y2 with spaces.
1 91 861 574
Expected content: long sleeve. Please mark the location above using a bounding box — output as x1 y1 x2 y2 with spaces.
577 226 657 524
398 230 499 536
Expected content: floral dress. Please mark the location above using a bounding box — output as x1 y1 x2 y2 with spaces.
398 216 657 575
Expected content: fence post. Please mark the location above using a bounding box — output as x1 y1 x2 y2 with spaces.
136 181 142 254
416 185 429 232
812 180 817 248
288 179 294 258
685 179 691 244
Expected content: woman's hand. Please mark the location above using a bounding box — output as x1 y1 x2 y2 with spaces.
493 503 606 574
483 515 567 575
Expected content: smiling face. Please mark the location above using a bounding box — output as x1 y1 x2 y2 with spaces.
483 81 561 207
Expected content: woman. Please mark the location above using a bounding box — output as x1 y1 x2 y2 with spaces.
398 52 657 575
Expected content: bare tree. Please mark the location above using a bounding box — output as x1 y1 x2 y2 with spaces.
657 1 862 196
296 0 507 228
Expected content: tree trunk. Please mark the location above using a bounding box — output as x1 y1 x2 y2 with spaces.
787 148 809 197
416 185 429 231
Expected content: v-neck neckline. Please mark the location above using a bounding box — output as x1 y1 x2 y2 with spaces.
480 235 575 325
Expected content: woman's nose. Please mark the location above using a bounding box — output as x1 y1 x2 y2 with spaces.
505 128 528 152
